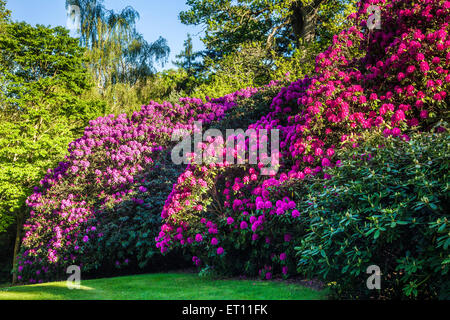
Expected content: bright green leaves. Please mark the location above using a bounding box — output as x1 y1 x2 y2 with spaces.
0 21 104 233
295 132 450 299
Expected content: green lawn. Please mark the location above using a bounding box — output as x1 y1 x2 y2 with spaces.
0 272 327 300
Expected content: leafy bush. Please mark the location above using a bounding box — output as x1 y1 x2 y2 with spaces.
295 132 449 299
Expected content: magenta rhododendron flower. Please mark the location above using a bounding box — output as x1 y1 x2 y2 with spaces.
195 234 203 242
282 266 288 275
420 110 428 118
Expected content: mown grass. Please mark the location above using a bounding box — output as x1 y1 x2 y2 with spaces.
0 272 327 300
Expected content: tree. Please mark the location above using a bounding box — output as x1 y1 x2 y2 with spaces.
180 0 357 60
66 0 170 89
173 34 203 77
0 0 10 232
171 33 204 94
0 0 9 28
0 21 105 282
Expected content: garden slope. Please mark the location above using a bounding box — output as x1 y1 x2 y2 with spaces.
17 0 450 291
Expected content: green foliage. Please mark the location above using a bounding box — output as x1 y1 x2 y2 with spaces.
209 81 284 131
271 0 357 81
0 21 105 233
180 0 300 59
198 265 220 279
193 42 273 98
295 132 450 299
171 33 204 95
270 43 316 81
0 0 10 27
180 0 358 99
313 0 358 48
87 68 194 115
141 69 193 104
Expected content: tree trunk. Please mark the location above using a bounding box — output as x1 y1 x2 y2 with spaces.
291 0 323 44
11 210 23 284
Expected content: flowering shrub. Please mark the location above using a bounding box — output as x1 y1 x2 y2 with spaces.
17 83 280 283
295 132 450 299
156 0 449 281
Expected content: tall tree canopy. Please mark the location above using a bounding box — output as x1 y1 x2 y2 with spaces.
0 0 9 28
180 0 357 60
66 0 170 88
173 33 203 77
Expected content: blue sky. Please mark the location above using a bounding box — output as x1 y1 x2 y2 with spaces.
5 0 205 70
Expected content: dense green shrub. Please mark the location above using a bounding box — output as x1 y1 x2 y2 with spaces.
295 131 450 299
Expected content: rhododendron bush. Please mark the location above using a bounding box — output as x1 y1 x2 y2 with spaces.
156 0 449 282
17 83 281 283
